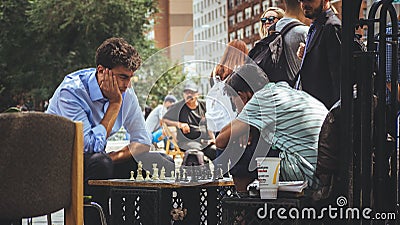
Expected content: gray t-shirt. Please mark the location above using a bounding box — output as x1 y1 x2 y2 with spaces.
275 18 309 83
145 104 166 133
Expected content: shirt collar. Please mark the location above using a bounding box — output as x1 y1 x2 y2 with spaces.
88 70 106 102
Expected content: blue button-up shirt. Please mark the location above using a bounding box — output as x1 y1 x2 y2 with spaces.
46 68 151 153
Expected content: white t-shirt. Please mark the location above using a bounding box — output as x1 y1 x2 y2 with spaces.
145 104 167 133
205 76 236 132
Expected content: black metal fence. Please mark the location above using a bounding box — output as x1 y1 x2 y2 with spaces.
342 0 399 224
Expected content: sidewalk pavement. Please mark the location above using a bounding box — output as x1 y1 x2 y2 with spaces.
22 210 63 225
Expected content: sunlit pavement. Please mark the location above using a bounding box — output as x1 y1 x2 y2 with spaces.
22 210 63 225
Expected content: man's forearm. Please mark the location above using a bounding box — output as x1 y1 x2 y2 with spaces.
162 118 180 128
101 102 121 137
108 142 150 163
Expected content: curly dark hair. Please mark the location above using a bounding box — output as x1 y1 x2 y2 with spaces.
95 37 142 71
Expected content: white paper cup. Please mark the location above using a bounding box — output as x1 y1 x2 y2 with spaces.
256 157 281 199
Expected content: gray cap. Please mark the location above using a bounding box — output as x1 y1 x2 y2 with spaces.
183 82 198 92
164 95 177 103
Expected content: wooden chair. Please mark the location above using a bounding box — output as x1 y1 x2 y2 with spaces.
162 123 184 159
0 112 83 225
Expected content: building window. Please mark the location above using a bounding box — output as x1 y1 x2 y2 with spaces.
245 7 252 20
228 0 234 9
229 15 235 26
245 25 252 37
262 0 268 11
237 28 244 40
253 22 260 36
229 32 236 41
237 11 243 23
253 4 261 16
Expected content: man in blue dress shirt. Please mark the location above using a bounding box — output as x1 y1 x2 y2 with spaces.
47 37 152 224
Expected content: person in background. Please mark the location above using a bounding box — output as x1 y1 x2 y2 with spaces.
216 64 328 193
272 0 309 86
163 82 217 160
258 7 285 38
295 0 342 109
331 0 342 20
206 40 248 156
143 105 153 120
46 37 152 225
384 17 400 103
146 95 177 146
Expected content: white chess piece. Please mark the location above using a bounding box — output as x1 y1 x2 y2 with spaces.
182 168 187 180
228 159 232 178
136 161 144 181
130 171 135 181
152 163 159 180
160 166 166 180
171 171 175 179
175 169 180 182
145 171 152 181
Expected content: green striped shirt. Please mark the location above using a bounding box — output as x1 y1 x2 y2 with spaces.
237 82 328 188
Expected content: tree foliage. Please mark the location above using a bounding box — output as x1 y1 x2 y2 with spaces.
0 0 185 112
134 53 187 109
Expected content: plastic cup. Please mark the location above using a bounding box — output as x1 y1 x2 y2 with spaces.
256 157 281 199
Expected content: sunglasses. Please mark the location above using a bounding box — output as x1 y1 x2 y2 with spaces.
261 16 277 24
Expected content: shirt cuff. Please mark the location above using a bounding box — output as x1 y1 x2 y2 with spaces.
92 124 107 153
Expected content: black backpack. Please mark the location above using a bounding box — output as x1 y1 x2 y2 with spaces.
248 21 304 87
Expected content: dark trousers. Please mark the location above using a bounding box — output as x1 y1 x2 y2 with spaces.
84 151 174 225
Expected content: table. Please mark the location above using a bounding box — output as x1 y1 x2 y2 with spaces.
89 178 235 225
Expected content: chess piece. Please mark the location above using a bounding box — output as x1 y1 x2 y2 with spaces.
160 166 166 180
227 159 232 178
218 167 224 179
145 171 152 181
130 171 135 181
182 168 188 181
175 170 180 182
136 161 144 181
171 171 175 180
190 167 198 182
152 163 159 180
214 164 223 180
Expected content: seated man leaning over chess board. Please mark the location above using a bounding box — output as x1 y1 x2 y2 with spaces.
46 37 173 225
162 81 217 161
216 64 328 194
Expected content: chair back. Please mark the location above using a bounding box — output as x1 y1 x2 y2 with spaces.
0 112 83 224
162 123 184 159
